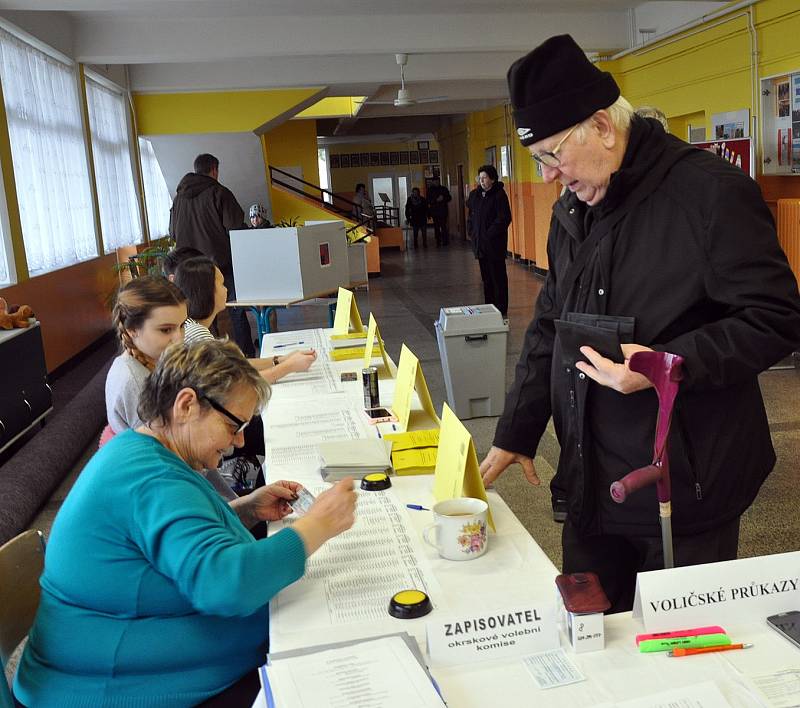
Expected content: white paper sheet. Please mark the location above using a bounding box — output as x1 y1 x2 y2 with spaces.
262 636 444 707
751 670 800 708
271 488 443 629
269 359 346 397
592 681 733 708
264 397 372 477
523 649 585 689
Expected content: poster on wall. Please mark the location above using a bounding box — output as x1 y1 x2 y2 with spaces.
409 150 420 164
691 137 753 178
370 152 380 166
340 154 351 168
777 80 791 118
429 149 439 164
360 152 370 165
399 151 409 165
485 145 497 167
350 153 360 167
390 151 400 165
380 152 390 165
330 154 340 168
711 109 749 139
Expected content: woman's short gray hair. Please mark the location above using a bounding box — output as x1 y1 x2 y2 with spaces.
138 339 270 426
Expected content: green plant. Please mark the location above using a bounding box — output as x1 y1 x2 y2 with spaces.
111 237 175 279
272 216 301 228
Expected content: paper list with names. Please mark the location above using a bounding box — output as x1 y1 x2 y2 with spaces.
271 488 444 630
269 359 348 398
263 397 373 477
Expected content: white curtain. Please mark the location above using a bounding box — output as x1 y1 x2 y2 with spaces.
138 137 172 240
0 28 97 275
85 76 143 253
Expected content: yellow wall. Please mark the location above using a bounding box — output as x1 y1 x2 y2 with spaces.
262 119 326 223
133 87 325 135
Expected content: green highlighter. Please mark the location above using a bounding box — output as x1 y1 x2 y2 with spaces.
639 633 731 653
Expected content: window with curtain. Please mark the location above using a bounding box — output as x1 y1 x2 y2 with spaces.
85 75 143 253
138 137 172 240
0 167 10 285
0 27 97 275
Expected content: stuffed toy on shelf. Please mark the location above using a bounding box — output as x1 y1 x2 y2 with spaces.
0 296 34 329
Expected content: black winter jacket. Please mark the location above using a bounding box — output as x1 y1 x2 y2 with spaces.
468 181 512 260
494 117 800 538
405 195 428 227
427 184 452 219
169 173 245 279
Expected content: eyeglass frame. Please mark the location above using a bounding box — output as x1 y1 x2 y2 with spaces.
197 391 249 434
531 123 580 168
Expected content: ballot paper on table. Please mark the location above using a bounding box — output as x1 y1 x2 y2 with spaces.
318 438 392 480
260 635 445 707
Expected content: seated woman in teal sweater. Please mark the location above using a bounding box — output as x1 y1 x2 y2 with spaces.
14 339 356 708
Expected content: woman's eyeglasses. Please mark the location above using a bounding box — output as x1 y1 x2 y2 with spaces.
531 123 579 168
199 393 248 434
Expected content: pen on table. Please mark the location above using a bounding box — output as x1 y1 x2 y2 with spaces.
392 424 397 431
376 428 382 439
668 643 753 657
273 341 305 348
406 504 430 511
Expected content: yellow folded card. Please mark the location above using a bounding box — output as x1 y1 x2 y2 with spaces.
332 287 365 335
391 447 438 476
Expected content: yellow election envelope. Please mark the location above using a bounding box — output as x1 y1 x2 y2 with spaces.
433 403 494 529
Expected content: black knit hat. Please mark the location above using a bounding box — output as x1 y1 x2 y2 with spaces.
507 34 620 146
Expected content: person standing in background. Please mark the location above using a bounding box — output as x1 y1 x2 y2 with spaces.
405 187 429 248
248 203 272 229
169 153 254 357
426 177 452 246
469 165 512 319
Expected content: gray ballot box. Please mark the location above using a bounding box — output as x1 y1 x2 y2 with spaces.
435 305 509 419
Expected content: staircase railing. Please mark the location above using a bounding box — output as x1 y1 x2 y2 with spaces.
268 166 379 244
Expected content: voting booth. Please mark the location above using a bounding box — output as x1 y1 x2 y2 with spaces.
230 222 349 301
305 220 368 287
435 305 508 419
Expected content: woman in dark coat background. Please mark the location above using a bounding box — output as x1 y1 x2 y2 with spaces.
469 164 512 318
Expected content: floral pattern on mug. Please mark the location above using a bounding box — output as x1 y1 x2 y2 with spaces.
457 521 487 554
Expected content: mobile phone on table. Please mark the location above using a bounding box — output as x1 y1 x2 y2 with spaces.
766 610 800 650
364 407 398 424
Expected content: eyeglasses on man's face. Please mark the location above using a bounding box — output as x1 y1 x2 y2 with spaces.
199 392 249 434
531 123 580 168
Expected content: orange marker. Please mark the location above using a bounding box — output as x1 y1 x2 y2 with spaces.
668 643 753 657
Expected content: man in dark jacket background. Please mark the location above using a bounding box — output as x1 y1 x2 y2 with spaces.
405 187 428 248
469 164 512 318
169 154 254 357
426 177 452 247
479 34 800 612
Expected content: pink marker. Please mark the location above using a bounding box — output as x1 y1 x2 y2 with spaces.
635 626 725 646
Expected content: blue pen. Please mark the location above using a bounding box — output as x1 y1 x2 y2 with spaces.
392 424 397 431
406 504 429 511
274 341 304 348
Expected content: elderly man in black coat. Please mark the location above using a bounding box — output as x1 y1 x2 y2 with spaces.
480 34 800 613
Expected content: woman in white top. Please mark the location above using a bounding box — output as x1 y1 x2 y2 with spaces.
173 256 316 383
106 276 187 433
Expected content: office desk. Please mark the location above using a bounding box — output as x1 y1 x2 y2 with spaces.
258 329 791 707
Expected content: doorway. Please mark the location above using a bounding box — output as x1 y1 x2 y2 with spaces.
369 173 407 226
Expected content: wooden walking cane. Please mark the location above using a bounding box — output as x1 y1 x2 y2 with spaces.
609 351 684 569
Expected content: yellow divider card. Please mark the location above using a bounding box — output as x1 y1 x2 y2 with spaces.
392 447 438 475
390 344 440 432
362 314 393 372
433 403 494 530
331 287 365 335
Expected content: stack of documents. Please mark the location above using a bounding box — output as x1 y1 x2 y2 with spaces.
318 438 392 480
260 634 445 707
329 332 369 348
384 428 439 476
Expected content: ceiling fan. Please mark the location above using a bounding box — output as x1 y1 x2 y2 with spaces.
365 53 449 108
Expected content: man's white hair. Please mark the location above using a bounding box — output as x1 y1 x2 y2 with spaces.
574 95 635 142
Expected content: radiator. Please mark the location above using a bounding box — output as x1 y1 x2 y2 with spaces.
777 198 800 286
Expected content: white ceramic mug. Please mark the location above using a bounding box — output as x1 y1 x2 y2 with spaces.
422 498 489 561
